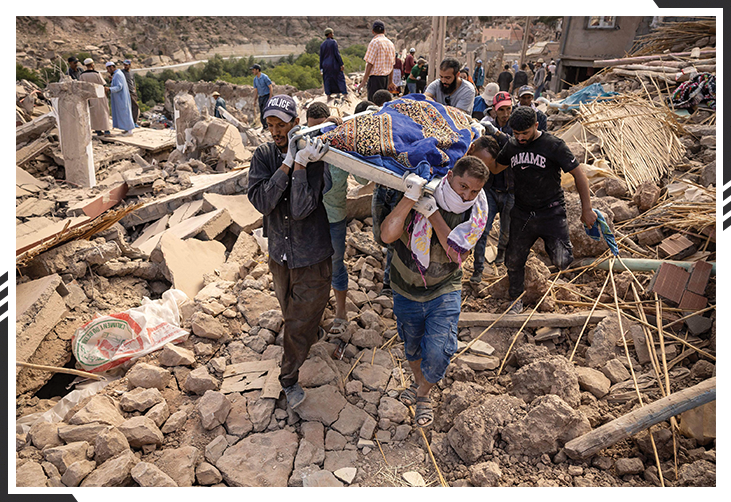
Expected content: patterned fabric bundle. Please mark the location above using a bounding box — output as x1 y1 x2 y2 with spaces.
671 73 716 110
320 94 480 179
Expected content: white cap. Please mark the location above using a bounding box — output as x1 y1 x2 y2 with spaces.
409 48 415 53
105 61 115 67
83 58 93 66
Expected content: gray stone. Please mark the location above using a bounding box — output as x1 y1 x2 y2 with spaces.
323 449 359 472
94 426 129 464
191 311 227 339
461 354 500 371
298 356 338 387
197 390 232 430
60 459 96 487
130 461 178 487
183 365 219 395
28 421 63 449
700 161 716 188
331 403 370 436
43 441 90 475
615 457 644 476
302 469 344 487
224 394 253 436
325 429 348 451
394 424 411 441
352 363 391 392
510 355 581 408
575 366 611 398
470 461 502 487
246 393 276 432
359 415 377 439
154 446 200 487
295 385 347 426
205 435 229 464
69 395 125 427
196 462 223 485
601 359 631 384
216 429 298 487
351 329 382 349
126 362 171 390
57 423 107 445
145 401 170 428
118 416 164 448
678 460 716 487
120 387 164 412
378 397 409 424
161 409 188 434
333 467 357 484
685 315 714 336
592 456 613 470
16 461 48 487
81 450 138 487
690 360 715 380
158 343 196 366
258 309 284 332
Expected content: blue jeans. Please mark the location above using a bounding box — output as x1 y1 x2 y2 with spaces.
258 94 269 129
473 188 515 275
393 291 461 384
372 185 403 288
330 218 348 291
406 82 417 95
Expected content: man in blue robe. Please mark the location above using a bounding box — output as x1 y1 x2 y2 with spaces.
105 61 136 136
319 28 348 99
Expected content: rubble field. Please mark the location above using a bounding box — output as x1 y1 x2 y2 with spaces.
15 24 716 489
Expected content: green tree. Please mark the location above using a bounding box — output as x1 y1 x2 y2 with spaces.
342 44 367 59
201 54 225 81
296 53 319 69
16 63 42 87
305 37 321 54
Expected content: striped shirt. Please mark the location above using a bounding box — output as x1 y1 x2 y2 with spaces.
364 34 396 76
390 209 469 302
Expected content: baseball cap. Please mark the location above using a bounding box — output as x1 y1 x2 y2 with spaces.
105 61 116 67
262 94 297 123
518 85 535 97
212 91 220 97
482 82 499 103
250 64 261 71
123 59 132 65
68 56 79 63
409 48 415 53
476 59 482 63
493 91 512 110
83 58 93 66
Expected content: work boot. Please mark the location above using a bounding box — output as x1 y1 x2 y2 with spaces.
507 298 523 315
283 383 306 409
469 271 482 284
495 248 505 265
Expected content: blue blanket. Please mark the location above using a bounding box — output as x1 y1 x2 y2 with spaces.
321 94 480 180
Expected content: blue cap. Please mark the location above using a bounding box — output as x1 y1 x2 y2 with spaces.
262 95 297 123
123 59 131 65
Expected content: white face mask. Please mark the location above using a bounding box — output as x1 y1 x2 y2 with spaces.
434 175 477 214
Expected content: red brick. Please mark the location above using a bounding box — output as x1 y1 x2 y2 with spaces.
686 261 713 295
649 263 689 304
678 290 708 311
658 234 694 259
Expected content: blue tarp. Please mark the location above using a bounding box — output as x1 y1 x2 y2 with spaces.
584 209 619 256
550 83 618 110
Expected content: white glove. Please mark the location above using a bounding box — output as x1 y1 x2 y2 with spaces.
282 125 302 168
481 119 497 136
295 136 329 166
413 194 438 217
402 172 427 201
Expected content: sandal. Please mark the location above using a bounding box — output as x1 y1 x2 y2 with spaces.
399 382 420 407
414 396 434 428
329 318 348 337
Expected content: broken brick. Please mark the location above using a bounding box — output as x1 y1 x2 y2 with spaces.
649 263 690 305
686 261 713 295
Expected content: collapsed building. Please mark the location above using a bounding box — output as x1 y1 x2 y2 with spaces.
14 18 716 489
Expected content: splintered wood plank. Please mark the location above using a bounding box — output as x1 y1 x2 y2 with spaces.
223 359 276 378
260 366 282 399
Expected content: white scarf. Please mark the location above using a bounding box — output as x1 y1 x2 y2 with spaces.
409 176 489 273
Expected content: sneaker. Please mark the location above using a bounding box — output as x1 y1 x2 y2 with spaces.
283 383 306 409
380 287 393 298
469 272 482 284
508 298 523 315
122 130 133 136
495 249 505 265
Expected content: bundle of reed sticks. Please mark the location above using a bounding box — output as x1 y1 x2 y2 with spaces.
630 18 716 56
578 93 685 193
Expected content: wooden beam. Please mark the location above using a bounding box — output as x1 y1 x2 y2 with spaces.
458 310 611 328
564 377 716 460
16 137 51 166
594 49 716 67
519 17 531 66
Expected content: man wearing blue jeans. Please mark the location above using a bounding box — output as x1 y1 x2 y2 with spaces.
379 156 489 427
251 64 273 130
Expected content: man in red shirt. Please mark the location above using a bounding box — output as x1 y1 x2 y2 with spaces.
404 48 416 78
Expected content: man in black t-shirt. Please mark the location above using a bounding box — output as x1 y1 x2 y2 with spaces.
493 107 596 314
512 64 529 96
497 64 513 92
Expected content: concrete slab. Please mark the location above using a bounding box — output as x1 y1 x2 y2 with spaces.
16 215 91 256
132 215 171 250
155 233 226 300
202 193 262 234
98 127 176 153
16 166 49 193
16 217 55 240
16 274 69 371
16 198 56 218
66 183 129 218
168 200 205 228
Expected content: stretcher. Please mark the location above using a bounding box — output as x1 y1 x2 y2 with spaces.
293 109 441 195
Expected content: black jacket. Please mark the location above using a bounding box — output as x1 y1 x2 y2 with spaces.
247 142 333 268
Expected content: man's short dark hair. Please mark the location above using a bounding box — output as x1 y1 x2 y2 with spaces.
372 20 385 33
439 57 461 76
373 89 393 107
471 135 500 160
306 101 330 120
452 156 489 184
509 106 538 132
521 63 527 70
354 100 375 114
504 64 510 70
